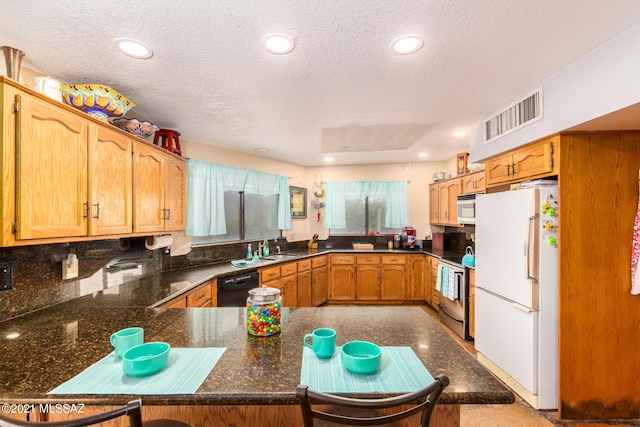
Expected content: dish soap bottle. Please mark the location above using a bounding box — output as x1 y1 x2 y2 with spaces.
246 244 253 260
263 239 269 257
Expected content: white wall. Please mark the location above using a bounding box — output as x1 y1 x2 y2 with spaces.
469 22 640 162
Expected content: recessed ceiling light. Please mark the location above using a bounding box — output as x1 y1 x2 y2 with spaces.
390 35 424 55
418 153 429 158
261 33 296 55
453 131 467 137
324 157 334 162
6 332 19 339
114 38 153 59
254 147 270 152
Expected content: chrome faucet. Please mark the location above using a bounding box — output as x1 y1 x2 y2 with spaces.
276 245 281 254
258 241 265 258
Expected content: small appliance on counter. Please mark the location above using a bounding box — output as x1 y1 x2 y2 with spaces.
401 226 416 248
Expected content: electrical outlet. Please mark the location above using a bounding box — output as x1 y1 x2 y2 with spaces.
0 265 13 291
62 254 79 280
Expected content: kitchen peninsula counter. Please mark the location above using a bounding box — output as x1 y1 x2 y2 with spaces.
0 305 512 405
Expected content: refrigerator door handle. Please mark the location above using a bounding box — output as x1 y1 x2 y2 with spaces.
511 301 536 313
524 214 539 280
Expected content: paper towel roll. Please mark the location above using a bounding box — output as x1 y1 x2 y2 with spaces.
145 235 173 250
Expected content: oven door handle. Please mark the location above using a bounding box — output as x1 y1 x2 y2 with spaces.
438 303 464 322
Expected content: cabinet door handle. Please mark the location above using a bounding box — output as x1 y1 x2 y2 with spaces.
83 202 89 219
93 203 100 220
166 209 171 220
507 164 511 176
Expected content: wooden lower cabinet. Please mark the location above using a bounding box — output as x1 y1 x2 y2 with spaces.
159 279 216 308
311 256 328 306
296 259 312 307
48 403 460 427
380 255 406 300
329 254 412 303
468 268 475 339
329 255 356 300
262 261 298 307
427 255 439 311
408 254 426 301
356 264 380 300
297 270 312 307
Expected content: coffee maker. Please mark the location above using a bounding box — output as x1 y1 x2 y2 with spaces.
402 226 417 248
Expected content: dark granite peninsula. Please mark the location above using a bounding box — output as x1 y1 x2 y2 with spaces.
0 304 512 427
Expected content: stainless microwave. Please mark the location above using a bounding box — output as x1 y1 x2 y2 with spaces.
457 194 476 224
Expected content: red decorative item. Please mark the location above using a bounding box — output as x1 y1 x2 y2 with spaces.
317 212 321 222
153 129 182 156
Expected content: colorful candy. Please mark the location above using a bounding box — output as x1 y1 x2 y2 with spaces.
246 287 282 336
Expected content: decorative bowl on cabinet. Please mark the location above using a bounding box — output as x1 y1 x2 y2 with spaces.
111 117 159 138
60 84 135 121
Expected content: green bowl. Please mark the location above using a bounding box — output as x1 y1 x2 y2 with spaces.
122 342 170 377
340 341 382 374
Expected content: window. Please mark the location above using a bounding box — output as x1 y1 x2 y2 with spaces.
324 181 409 235
330 197 402 236
191 192 280 246
244 193 280 241
186 160 291 245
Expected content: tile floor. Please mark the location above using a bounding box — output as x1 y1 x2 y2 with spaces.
419 306 640 427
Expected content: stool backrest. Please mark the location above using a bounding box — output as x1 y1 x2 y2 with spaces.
0 400 143 427
296 374 449 426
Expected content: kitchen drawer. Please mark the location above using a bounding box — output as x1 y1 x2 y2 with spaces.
260 266 281 283
186 283 212 307
281 262 297 277
312 256 328 268
381 255 406 265
297 259 312 272
356 255 380 265
331 255 355 265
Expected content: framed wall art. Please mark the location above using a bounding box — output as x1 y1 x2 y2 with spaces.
290 186 307 219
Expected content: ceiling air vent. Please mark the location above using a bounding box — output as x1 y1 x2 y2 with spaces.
484 88 543 143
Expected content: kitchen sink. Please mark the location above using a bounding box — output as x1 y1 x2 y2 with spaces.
263 254 298 261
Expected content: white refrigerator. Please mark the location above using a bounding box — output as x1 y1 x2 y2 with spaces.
475 184 558 410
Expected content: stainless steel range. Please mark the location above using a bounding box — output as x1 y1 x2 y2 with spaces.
436 259 470 340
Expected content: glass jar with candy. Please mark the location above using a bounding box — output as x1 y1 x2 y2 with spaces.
246 287 282 336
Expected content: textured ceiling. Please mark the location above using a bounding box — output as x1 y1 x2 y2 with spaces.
1 1 640 166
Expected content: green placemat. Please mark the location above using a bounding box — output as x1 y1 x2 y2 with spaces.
300 346 433 393
49 348 225 395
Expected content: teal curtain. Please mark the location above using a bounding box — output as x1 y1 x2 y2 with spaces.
323 180 408 229
383 181 409 228
186 159 291 236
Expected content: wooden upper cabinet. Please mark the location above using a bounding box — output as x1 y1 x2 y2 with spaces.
164 156 187 231
88 125 133 236
132 140 166 233
430 178 462 226
461 171 485 194
16 93 88 240
446 180 461 226
485 136 556 187
1 79 187 246
429 184 439 223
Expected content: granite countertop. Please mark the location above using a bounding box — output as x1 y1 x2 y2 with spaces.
0 305 513 406
66 247 466 309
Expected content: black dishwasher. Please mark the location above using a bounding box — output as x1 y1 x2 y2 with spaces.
217 271 259 307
